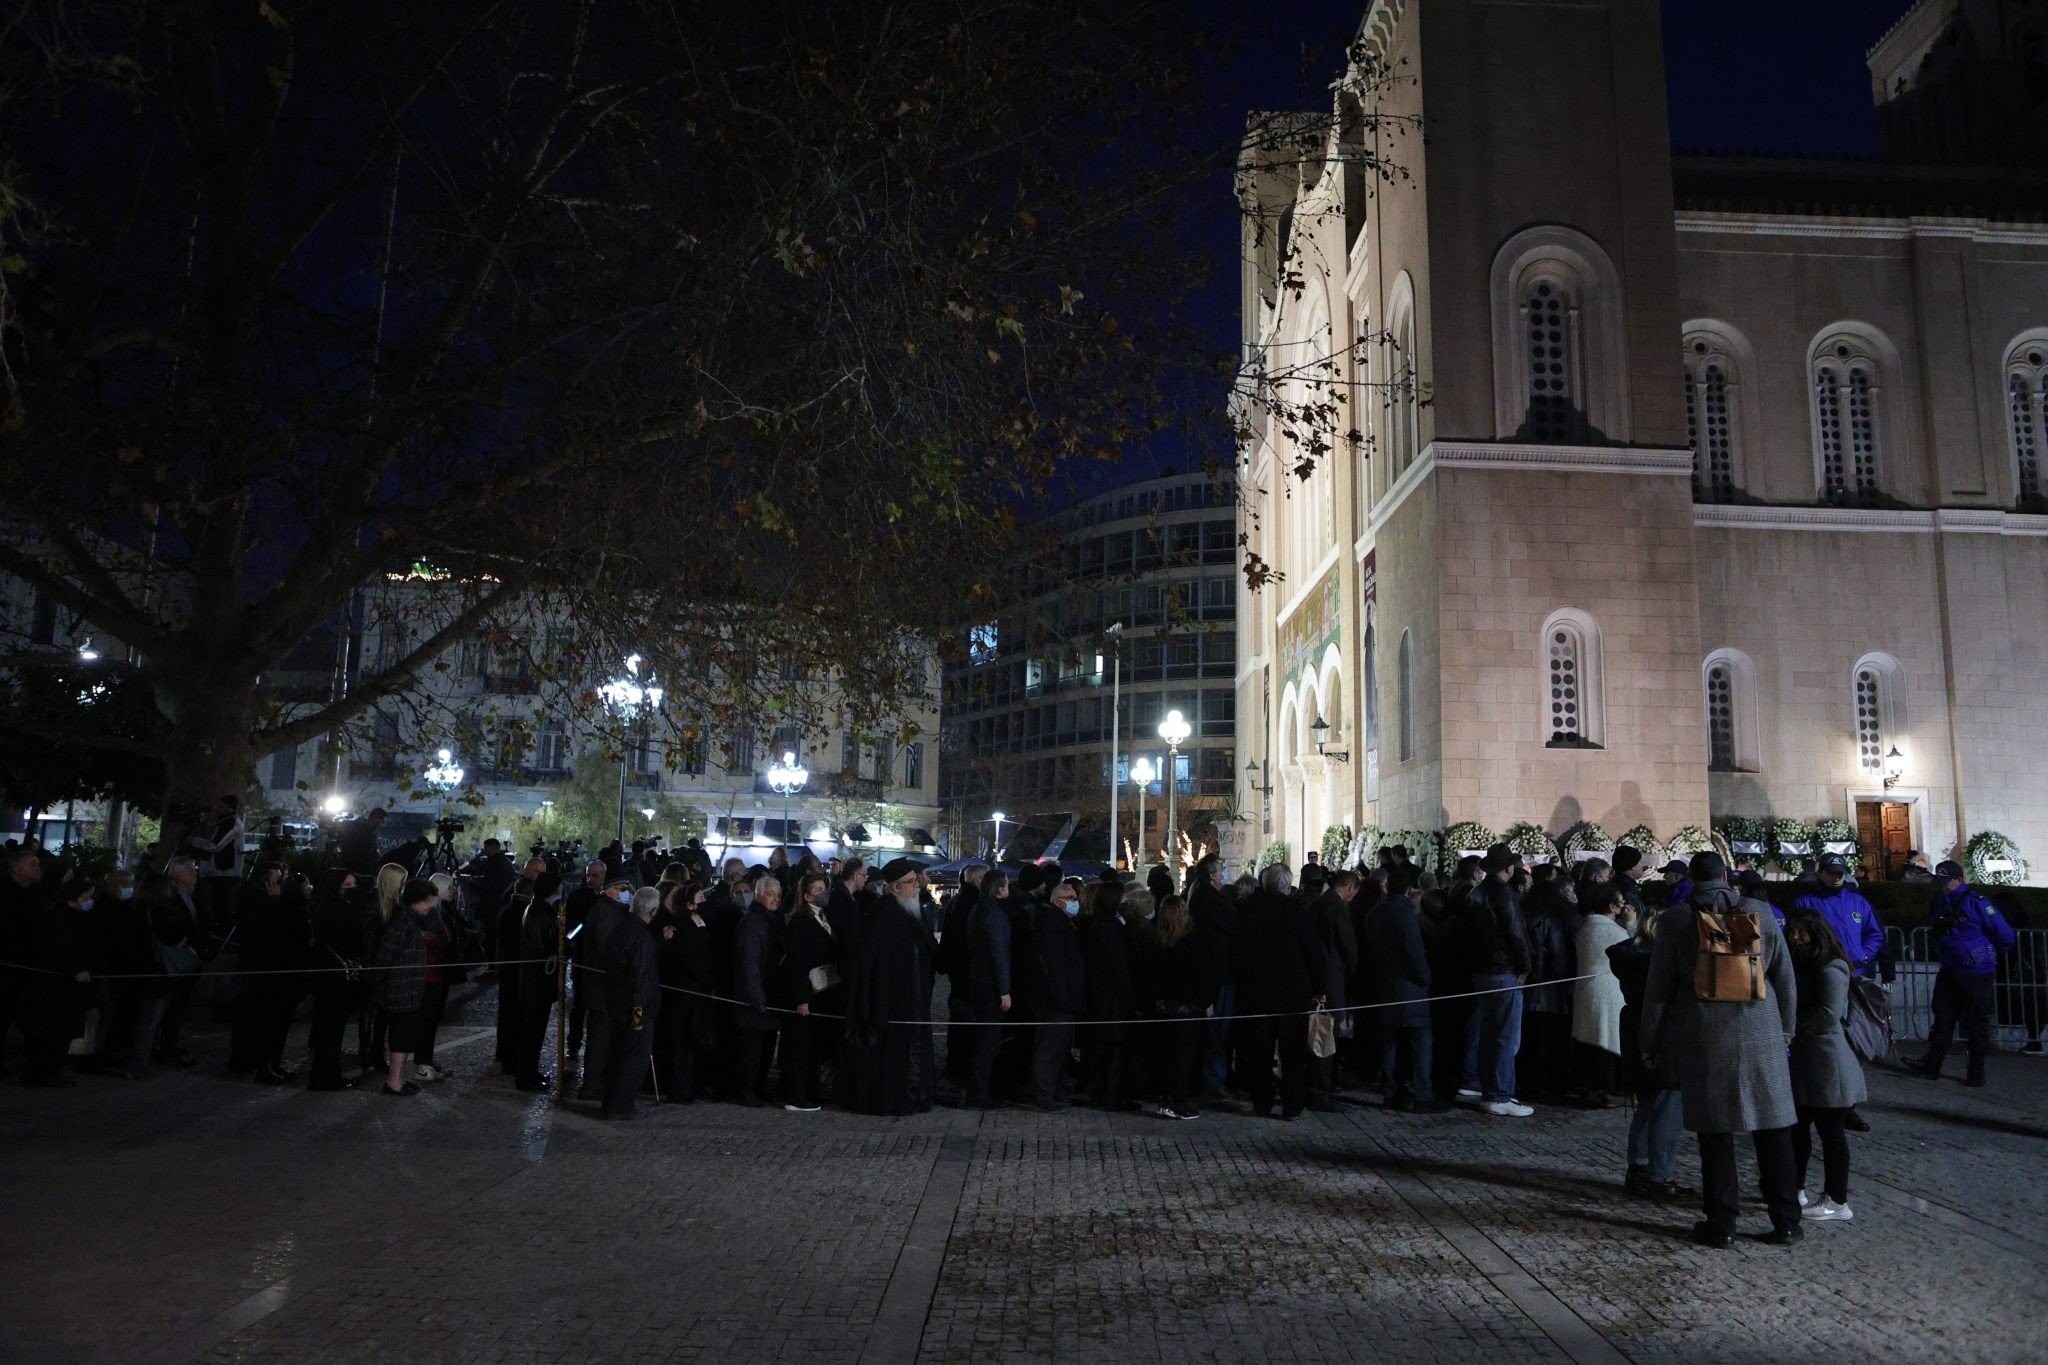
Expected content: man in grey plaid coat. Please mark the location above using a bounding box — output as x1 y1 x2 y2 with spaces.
1642 851 1802 1249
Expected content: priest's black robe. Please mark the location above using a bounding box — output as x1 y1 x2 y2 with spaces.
841 901 937 1115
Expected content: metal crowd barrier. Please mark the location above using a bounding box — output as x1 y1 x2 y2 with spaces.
1881 925 2048 1051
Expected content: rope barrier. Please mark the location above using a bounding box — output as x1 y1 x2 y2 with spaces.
1 956 1600 1028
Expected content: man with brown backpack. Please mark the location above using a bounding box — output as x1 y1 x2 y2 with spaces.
1641 851 1803 1249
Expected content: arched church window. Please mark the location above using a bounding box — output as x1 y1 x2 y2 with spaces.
1810 331 1888 504
1541 609 1604 749
2006 336 2047 507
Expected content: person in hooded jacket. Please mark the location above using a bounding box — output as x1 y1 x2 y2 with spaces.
1906 861 2017 1087
1081 880 1139 1110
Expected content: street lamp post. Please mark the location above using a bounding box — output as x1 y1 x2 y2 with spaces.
991 810 1006 861
599 654 664 846
1128 759 1154 865
424 747 465 804
1158 709 1191 858
767 750 810 860
1105 622 1123 866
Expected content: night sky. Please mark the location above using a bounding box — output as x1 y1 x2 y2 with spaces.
1072 0 1921 502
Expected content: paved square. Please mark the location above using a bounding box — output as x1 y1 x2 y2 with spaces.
3 983 2045 1363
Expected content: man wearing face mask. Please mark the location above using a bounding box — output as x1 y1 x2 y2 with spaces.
597 887 662 1119
842 858 937 1115
1025 877 1086 1112
573 879 636 1103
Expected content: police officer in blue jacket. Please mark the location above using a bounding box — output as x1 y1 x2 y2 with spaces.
1906 862 2017 1088
1793 854 1885 976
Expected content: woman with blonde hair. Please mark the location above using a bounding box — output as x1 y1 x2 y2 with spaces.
1135 892 1217 1120
356 862 410 1075
374 862 409 922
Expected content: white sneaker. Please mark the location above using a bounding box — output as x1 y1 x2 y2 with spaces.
1797 1190 1810 1208
1807 1197 1853 1222
1455 1088 1483 1102
784 1103 822 1113
1483 1099 1535 1117
412 1063 439 1083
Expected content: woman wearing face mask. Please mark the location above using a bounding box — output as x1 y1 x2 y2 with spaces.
23 876 99 1085
775 872 839 1112
307 870 365 1091
372 879 441 1096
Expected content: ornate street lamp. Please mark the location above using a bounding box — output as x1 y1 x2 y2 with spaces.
768 750 810 858
1157 709 1191 854
599 653 664 844
1883 745 1905 792
1309 712 1349 763
424 747 465 796
1129 759 1155 863
991 809 1007 860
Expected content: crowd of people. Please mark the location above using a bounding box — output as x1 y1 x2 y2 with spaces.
0 809 2039 1247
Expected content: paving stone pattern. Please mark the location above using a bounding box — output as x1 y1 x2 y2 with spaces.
2 983 2045 1363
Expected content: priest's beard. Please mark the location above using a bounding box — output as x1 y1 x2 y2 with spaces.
895 892 920 916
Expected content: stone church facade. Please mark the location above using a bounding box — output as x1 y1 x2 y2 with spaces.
1235 0 2048 874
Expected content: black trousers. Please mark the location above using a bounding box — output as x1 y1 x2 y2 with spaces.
1031 1015 1074 1107
1154 1017 1202 1110
1379 1024 1434 1103
734 1025 777 1102
1697 1127 1801 1235
780 1014 821 1107
1790 1105 1851 1204
945 984 975 1084
514 990 555 1086
307 987 351 1086
602 1016 654 1116
1238 1013 1310 1115
1086 1030 1130 1108
966 987 1003 1103
578 1010 613 1096
416 981 448 1067
1926 969 1995 1071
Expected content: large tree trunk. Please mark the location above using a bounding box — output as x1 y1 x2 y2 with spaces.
157 673 262 832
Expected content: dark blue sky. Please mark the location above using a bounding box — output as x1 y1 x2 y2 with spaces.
1069 0 1920 503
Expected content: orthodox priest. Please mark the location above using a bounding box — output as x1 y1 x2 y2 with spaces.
841 858 937 1115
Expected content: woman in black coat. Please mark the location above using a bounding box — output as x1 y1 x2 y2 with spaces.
307 870 365 1091
1607 914 1688 1199
774 873 839 1111
24 876 99 1085
652 882 711 1102
1135 893 1217 1119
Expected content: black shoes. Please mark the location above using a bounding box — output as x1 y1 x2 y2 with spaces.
1843 1110 1871 1132
381 1082 421 1097
1691 1222 1733 1250
515 1073 554 1093
1757 1225 1804 1246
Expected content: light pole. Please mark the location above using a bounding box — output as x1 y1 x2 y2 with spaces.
991 810 1006 861
599 653 664 846
1105 622 1123 866
768 750 810 860
1158 708 1191 857
1129 759 1154 865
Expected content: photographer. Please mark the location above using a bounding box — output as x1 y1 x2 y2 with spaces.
1907 861 2017 1088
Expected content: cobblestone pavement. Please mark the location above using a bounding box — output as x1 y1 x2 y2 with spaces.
3 982 2046 1363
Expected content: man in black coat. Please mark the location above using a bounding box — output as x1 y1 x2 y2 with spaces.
574 879 634 1102
1233 863 1330 1118
964 872 1014 1108
493 856 547 1072
827 858 869 951
562 859 607 1058
1361 866 1444 1110
461 838 518 964
511 872 563 1092
730 872 783 1106
937 864 984 1085
1081 883 1138 1109
599 887 662 1119
1027 878 1085 1110
1187 855 1240 1095
1307 870 1361 1103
